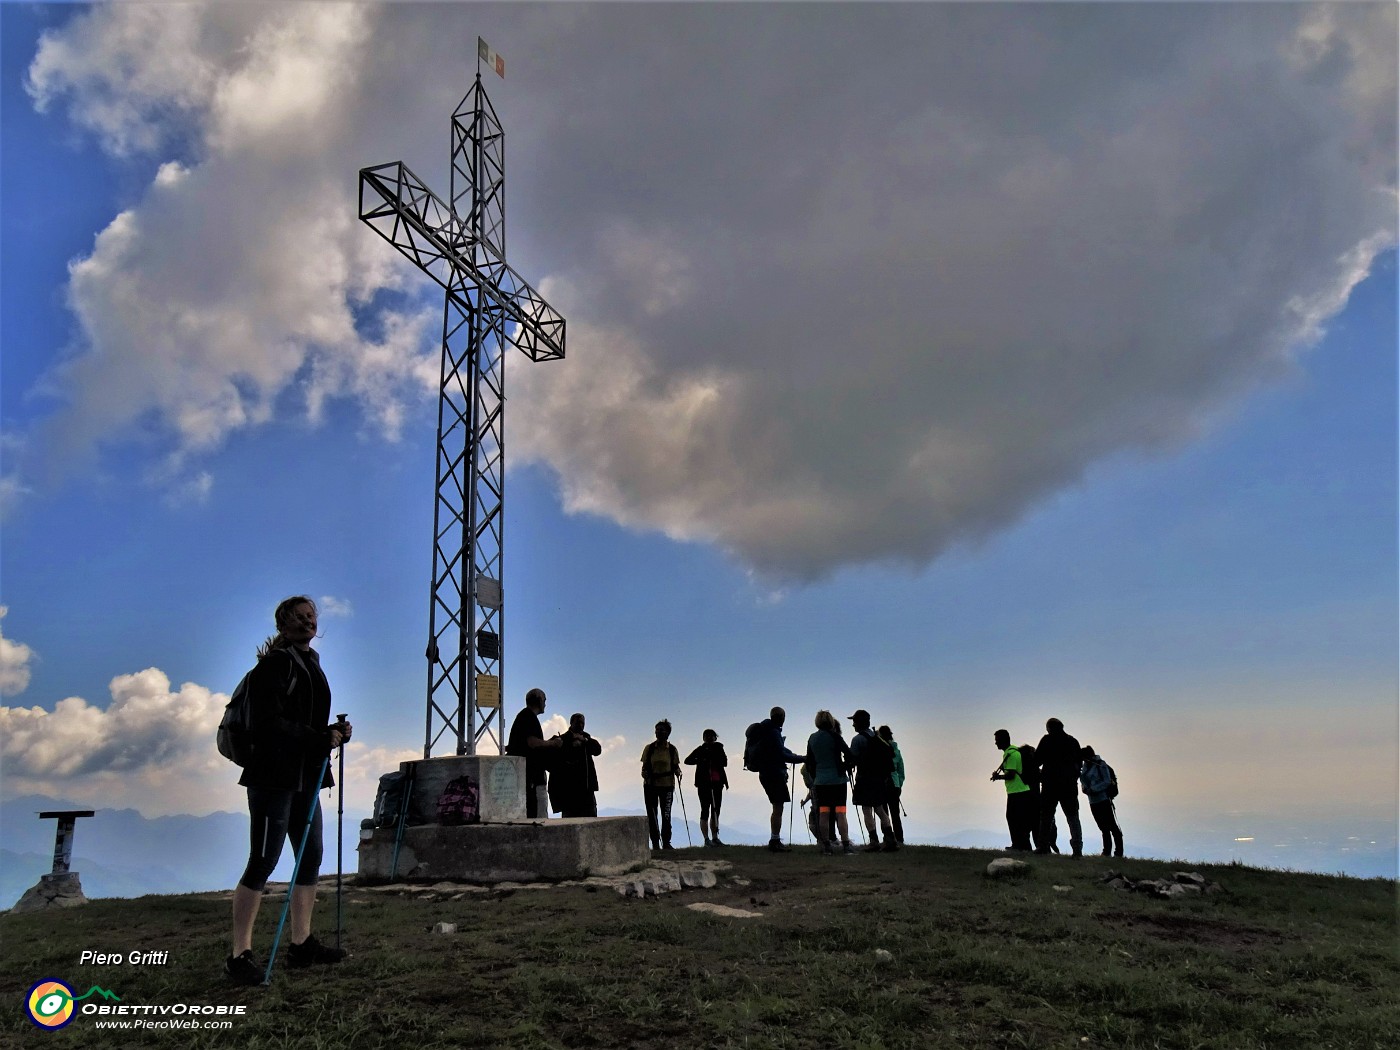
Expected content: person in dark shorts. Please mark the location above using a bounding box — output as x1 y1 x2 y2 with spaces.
684 729 730 846
849 710 897 852
806 710 855 855
227 596 353 985
506 688 564 818
752 707 805 851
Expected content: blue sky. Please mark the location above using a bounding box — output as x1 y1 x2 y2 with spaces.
1 3 1395 879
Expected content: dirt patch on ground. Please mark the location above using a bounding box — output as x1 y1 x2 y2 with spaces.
1099 909 1288 950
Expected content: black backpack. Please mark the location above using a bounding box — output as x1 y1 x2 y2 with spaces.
216 649 304 767
742 722 765 772
861 733 895 782
1014 743 1039 788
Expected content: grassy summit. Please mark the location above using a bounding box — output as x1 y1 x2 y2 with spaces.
2 846 1395 1049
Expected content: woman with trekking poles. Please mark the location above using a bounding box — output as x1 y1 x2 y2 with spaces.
225 596 352 986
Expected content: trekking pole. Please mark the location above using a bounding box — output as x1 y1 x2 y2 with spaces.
676 775 693 847
390 762 416 880
787 764 796 846
264 754 332 986
334 714 347 951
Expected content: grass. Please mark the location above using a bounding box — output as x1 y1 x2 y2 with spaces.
1 847 1396 1049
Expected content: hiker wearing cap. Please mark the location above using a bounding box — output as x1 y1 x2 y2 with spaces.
749 706 805 852
848 710 898 852
991 728 1034 850
640 720 682 851
1036 718 1084 857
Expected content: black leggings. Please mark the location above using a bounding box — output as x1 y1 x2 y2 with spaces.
697 784 724 823
239 787 323 890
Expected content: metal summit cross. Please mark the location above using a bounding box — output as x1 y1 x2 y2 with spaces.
359 65 564 759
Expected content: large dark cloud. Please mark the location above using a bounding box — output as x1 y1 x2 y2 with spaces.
21 2 1397 581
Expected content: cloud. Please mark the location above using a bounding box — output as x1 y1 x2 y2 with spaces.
0 607 35 697
0 667 235 814
20 3 1397 582
317 596 354 618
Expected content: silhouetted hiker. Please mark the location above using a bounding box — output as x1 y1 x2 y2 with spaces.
879 725 906 845
746 706 805 851
1080 744 1123 857
550 712 602 818
991 728 1034 851
1036 718 1084 856
507 688 563 818
227 596 353 985
806 710 856 855
684 729 729 846
849 710 898 851
640 720 682 850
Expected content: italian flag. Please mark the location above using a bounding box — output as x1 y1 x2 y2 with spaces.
478 37 504 79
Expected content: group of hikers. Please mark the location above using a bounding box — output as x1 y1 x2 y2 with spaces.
503 691 1125 860
508 696 912 855
992 718 1124 857
224 594 1128 987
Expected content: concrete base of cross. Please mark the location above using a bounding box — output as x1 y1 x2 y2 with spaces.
357 816 651 883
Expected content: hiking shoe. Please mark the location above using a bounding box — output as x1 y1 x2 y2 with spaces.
881 841 900 852
710 837 725 847
225 949 262 986
286 934 346 968
842 841 857 855
767 840 791 852
862 843 882 853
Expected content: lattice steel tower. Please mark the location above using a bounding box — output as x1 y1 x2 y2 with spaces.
358 74 564 758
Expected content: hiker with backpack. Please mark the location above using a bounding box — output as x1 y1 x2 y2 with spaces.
991 728 1035 851
506 688 564 818
684 729 730 846
848 710 898 852
1079 745 1123 857
744 707 805 852
550 713 603 818
878 725 906 846
640 720 683 850
225 596 352 985
805 710 856 855
1035 718 1084 857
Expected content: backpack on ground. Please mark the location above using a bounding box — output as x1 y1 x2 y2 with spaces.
1014 743 1039 788
742 722 765 772
216 649 304 767
373 771 409 828
437 775 480 826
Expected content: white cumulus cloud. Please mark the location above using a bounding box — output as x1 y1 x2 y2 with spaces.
17 2 1397 583
0 607 35 697
0 667 236 815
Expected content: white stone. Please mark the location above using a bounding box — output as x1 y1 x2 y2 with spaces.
686 903 762 919
986 858 1030 877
